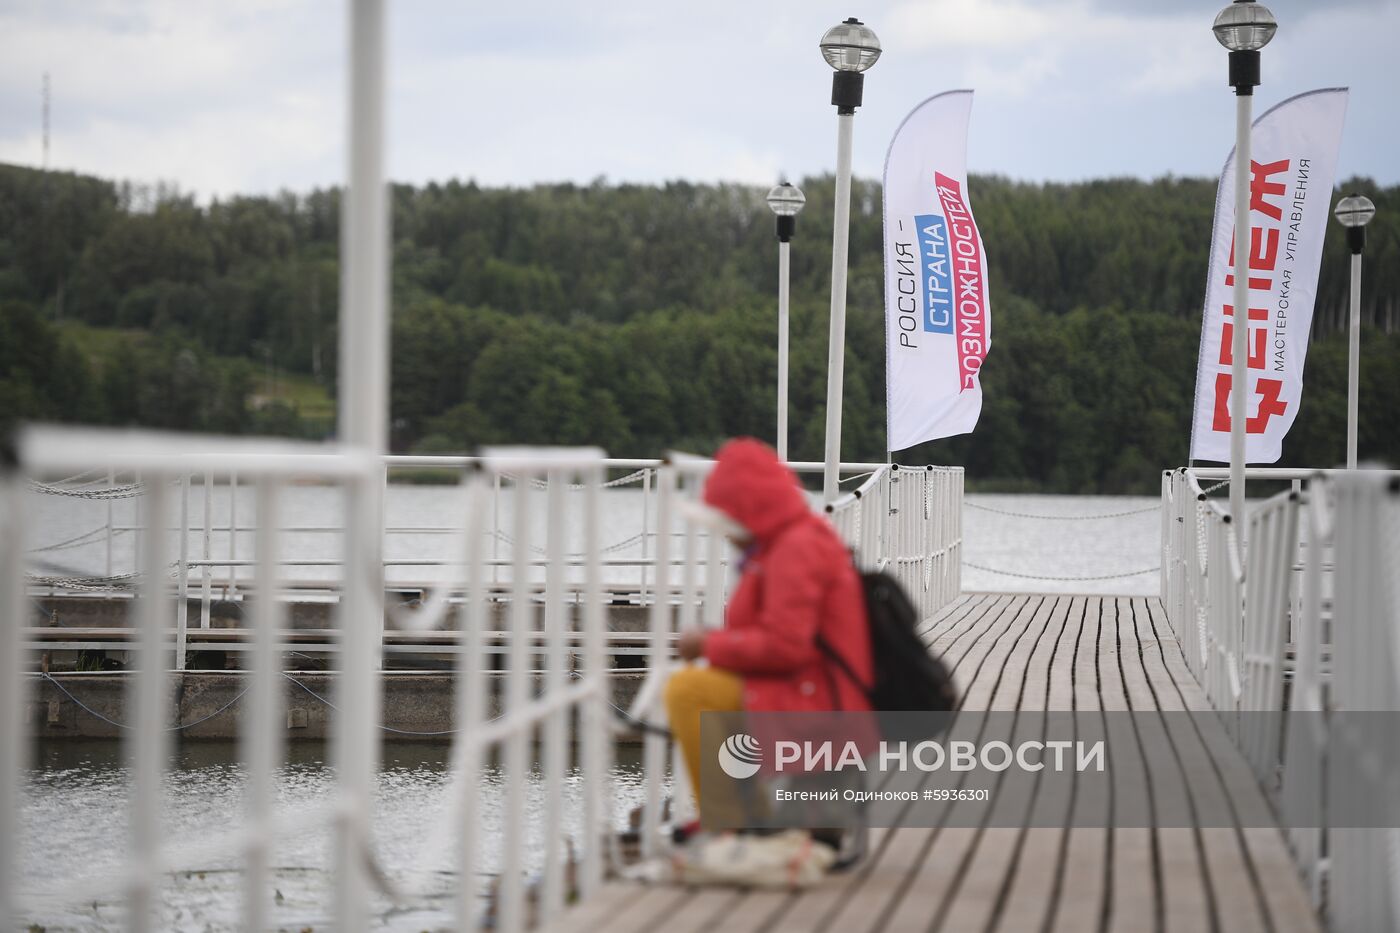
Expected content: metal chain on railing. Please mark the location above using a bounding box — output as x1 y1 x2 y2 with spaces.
501 468 650 491
37 672 252 732
24 571 144 591
28 471 193 499
27 478 150 499
27 525 124 553
964 501 1160 520
488 529 646 557
25 558 182 591
959 477 1227 581
964 479 1232 522
963 560 1159 581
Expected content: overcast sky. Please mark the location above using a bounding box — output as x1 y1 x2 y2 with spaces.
1 0 1396 200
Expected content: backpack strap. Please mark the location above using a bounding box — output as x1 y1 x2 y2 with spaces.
815 634 873 701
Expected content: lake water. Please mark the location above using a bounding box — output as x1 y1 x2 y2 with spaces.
18 740 665 931
18 484 1162 928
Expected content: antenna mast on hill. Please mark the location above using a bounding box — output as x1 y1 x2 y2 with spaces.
42 72 50 169
42 71 63 318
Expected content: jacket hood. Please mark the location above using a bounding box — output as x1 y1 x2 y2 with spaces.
702 438 811 542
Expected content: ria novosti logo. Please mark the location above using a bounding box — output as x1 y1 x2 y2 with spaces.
718 734 763 779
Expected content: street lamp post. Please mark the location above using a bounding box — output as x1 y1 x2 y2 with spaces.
1334 193 1376 468
767 182 806 463
818 17 881 503
1213 0 1277 536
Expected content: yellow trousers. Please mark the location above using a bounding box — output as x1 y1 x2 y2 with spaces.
664 664 745 827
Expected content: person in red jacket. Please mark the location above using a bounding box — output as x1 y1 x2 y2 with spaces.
664 438 874 828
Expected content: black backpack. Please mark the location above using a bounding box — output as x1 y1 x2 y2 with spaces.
818 570 959 714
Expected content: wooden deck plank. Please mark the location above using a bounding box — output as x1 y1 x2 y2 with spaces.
658 889 745 933
542 880 690 933
1050 597 1110 933
610 887 701 933
991 596 1084 933
1136 597 1267 933
754 594 1015 933
934 597 1063 933
537 594 990 933
777 594 1035 933
1145 600 1321 933
1121 597 1211 933
766 594 1033 933
700 890 794 933
539 594 1324 933
919 591 989 639
1101 598 1158 933
873 596 1058 931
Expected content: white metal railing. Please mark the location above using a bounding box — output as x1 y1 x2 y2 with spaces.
825 463 963 621
8 444 964 930
7 429 384 933
5 433 618 932
1160 466 1400 930
445 448 613 932
24 457 888 672
1161 468 1301 717
1315 471 1400 933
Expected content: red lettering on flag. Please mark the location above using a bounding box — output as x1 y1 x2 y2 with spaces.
1218 304 1269 369
1211 373 1290 434
934 172 987 392
1249 159 1289 220
1224 226 1281 290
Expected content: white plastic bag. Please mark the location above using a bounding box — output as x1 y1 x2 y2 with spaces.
669 831 835 889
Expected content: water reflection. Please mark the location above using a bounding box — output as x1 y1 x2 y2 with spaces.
21 739 666 931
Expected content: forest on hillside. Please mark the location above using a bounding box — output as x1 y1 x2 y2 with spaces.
1 162 1397 493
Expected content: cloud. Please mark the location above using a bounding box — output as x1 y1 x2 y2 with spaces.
888 0 1057 49
885 0 1222 99
0 0 1395 197
0 0 340 196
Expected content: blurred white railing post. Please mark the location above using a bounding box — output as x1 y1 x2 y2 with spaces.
579 459 610 900
243 479 284 931
1328 471 1400 933
175 472 190 671
491 471 501 587
540 469 567 918
640 463 675 858
0 471 23 930
1283 477 1331 905
1239 489 1299 784
334 0 390 929
640 466 652 604
496 467 532 933
200 470 213 630
452 470 489 930
129 467 172 933
228 470 238 599
105 466 115 577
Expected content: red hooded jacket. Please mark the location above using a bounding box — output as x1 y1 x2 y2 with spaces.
700 438 874 715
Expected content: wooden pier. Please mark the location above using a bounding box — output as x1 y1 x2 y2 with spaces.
544 593 1320 933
